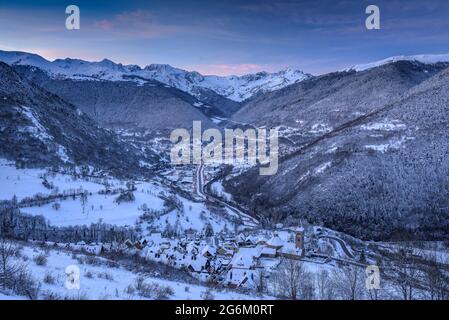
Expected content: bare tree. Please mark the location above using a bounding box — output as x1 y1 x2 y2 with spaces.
0 236 39 299
271 258 311 300
331 264 365 300
315 270 336 300
422 253 449 300
389 248 420 300
255 269 267 294
0 237 20 290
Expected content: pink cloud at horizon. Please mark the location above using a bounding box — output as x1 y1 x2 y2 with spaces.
185 63 274 76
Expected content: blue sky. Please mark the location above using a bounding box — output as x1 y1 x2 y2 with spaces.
1 0 449 75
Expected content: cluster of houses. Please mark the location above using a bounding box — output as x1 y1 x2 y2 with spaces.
136 227 306 289
34 227 306 290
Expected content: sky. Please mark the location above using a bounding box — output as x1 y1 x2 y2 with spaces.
1 0 449 75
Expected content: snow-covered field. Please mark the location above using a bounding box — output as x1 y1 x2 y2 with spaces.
0 161 238 234
23 191 163 227
146 196 235 235
0 160 107 201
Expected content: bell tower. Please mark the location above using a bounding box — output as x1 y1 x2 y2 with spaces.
295 228 304 250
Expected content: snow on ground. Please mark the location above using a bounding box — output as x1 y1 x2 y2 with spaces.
361 121 406 131
17 106 53 141
211 181 233 201
5 243 262 300
314 162 331 175
23 190 164 227
146 195 235 234
0 161 112 201
1 160 239 233
309 123 332 134
0 292 25 300
23 182 170 226
364 136 412 153
346 54 449 72
210 117 225 124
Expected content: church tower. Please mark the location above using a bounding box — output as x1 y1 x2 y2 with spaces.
295 227 304 250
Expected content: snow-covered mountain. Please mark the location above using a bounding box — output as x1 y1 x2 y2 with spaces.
0 61 156 175
0 50 311 102
345 53 449 72
229 59 449 240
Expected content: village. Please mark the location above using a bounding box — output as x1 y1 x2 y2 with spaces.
32 223 360 292
138 226 306 289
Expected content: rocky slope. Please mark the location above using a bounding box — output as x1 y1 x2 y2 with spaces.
14 65 217 131
0 62 152 176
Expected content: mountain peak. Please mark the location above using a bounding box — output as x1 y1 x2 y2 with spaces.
0 49 311 101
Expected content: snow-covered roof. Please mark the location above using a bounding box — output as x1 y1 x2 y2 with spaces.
258 258 281 270
226 268 258 288
230 246 264 269
261 246 277 256
255 235 268 244
267 236 284 248
201 245 216 256
186 241 198 253
188 255 208 272
279 242 303 256
230 254 255 269
217 246 234 256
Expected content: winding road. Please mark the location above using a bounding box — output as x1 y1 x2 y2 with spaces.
194 164 259 228
319 235 355 259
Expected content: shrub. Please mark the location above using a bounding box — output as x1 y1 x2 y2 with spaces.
43 273 56 284
115 191 135 204
124 284 136 296
64 292 89 300
33 254 47 266
133 277 173 299
154 285 174 300
84 255 101 266
41 291 62 300
201 289 215 300
14 246 23 258
12 267 40 300
98 272 114 281
106 260 119 269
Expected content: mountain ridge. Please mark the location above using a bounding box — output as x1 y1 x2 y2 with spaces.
0 50 311 102
225 61 449 240
345 53 449 72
